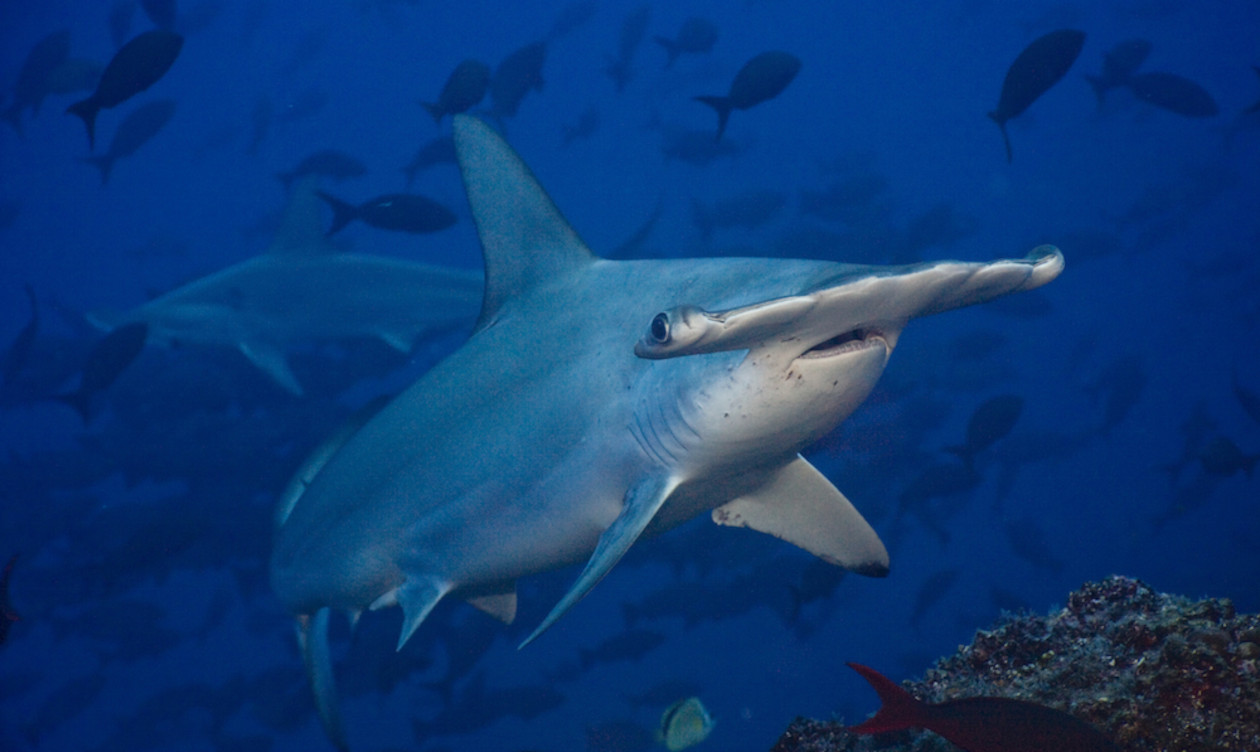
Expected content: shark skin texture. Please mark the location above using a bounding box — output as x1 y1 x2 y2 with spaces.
270 114 1064 749
90 178 483 396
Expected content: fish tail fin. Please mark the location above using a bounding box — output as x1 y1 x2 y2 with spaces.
52 390 94 425
298 609 348 751
846 662 925 734
315 191 357 236
694 95 732 141
66 98 99 151
653 36 680 69
1084 75 1108 107
987 112 1013 163
421 102 445 124
79 155 116 186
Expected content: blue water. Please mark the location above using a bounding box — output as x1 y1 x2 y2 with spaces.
2 1 1258 750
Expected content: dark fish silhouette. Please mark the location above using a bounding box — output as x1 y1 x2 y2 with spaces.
66 30 183 150
654 17 718 69
490 41 547 118
695 50 801 141
1084 38 1151 105
847 662 1121 752
79 98 176 185
55 322 148 424
561 105 599 147
605 5 651 93
1126 71 1218 117
2 29 71 136
277 149 367 188
1197 436 1259 478
1246 66 1260 114
316 191 457 236
141 0 177 30
3 285 39 387
1232 372 1260 426
400 136 456 187
0 554 19 645
421 59 490 123
945 394 1023 465
988 29 1085 162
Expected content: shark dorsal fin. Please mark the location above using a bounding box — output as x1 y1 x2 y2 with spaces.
453 115 596 332
268 176 338 255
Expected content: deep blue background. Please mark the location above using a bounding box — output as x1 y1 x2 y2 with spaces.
2 1 1258 750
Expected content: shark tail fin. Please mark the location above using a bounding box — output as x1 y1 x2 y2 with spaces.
298 609 348 751
693 95 732 141
316 191 358 236
66 97 100 151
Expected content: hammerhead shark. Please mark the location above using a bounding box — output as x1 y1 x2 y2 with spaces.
271 114 1063 748
90 179 482 396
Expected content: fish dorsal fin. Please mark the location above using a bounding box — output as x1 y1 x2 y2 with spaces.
452 115 595 332
712 456 890 576
268 176 338 255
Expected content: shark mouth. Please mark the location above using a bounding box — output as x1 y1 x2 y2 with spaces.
799 327 887 360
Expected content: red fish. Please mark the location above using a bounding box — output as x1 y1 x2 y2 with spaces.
0 554 19 644
846 662 1119 752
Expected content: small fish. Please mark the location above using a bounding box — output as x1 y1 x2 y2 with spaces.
316 191 457 236
561 105 599 147
400 136 457 186
1197 436 1259 478
66 30 183 150
2 29 72 136
945 394 1023 465
277 149 368 188
654 17 718 69
490 41 547 119
604 5 651 93
1125 71 1218 118
1246 66 1260 114
1084 38 1151 105
657 697 714 752
694 50 801 141
1232 372 1260 426
988 29 1086 162
55 322 148 424
846 662 1121 752
421 59 490 124
0 554 19 645
3 285 39 387
79 98 176 185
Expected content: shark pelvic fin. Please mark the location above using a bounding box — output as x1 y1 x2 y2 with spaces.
297 609 347 751
451 115 595 333
466 590 518 624
269 176 339 255
239 340 303 396
521 474 677 648
395 577 450 651
712 456 890 576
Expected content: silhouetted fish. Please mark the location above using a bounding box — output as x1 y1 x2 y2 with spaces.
658 697 714 752
1246 66 1260 114
1084 38 1151 105
490 41 547 118
55 322 148 424
277 149 367 188
695 51 800 141
0 554 18 645
1126 71 1218 117
988 29 1085 162
66 30 183 150
654 17 718 69
1232 372 1260 426
421 59 490 123
79 98 176 185
2 29 71 136
561 105 599 147
945 394 1024 465
3 285 39 387
605 5 651 92
400 136 456 186
847 662 1121 752
1197 436 1258 478
317 191 457 236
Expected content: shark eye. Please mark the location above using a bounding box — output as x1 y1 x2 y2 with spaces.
649 312 671 343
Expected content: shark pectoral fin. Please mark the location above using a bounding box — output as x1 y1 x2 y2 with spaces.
712 456 890 577
239 340 303 396
466 589 518 624
297 609 348 751
395 577 450 651
521 474 677 648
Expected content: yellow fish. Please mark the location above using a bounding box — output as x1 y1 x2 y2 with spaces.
658 696 715 751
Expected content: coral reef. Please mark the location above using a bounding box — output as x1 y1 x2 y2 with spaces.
773 576 1260 752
